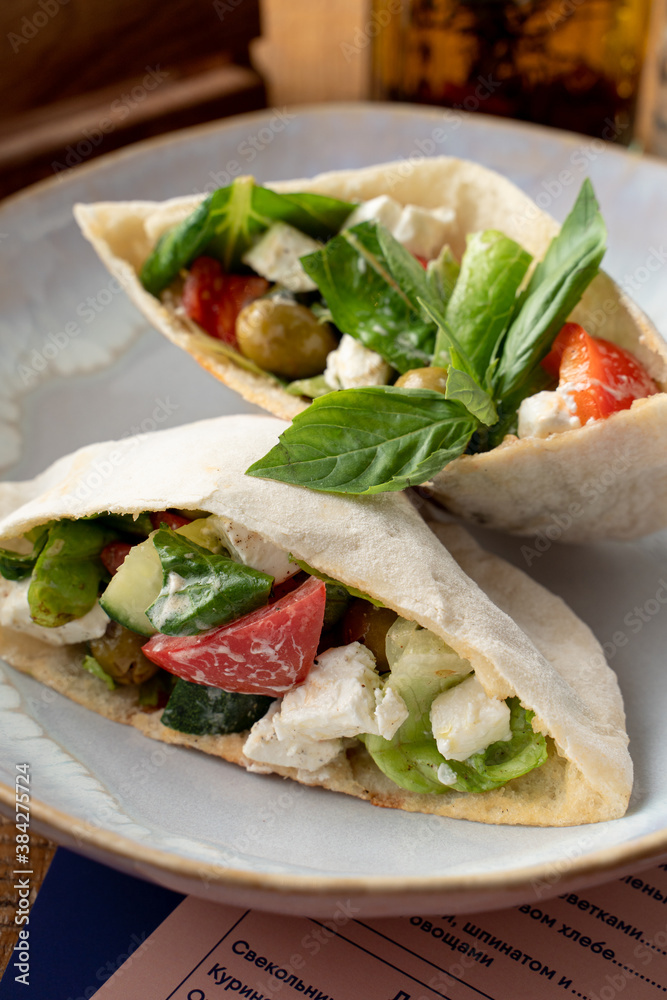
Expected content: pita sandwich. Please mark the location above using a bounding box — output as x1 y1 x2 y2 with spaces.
0 414 631 826
73 157 667 543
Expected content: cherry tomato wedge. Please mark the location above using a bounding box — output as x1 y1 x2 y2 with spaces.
542 322 658 423
100 542 133 576
143 576 326 696
149 510 191 532
182 256 269 349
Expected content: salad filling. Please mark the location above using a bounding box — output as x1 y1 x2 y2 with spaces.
0 510 547 795
136 176 659 496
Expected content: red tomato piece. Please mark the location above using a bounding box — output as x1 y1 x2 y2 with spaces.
414 255 429 268
100 542 132 576
182 256 269 349
149 511 191 532
143 576 327 696
542 322 658 423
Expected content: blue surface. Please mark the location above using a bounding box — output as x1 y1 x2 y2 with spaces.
0 849 183 999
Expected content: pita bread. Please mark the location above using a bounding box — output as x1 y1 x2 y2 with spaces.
74 157 667 543
0 414 630 826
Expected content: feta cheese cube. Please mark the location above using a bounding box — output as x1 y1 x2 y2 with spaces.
0 577 109 646
242 222 320 292
323 334 392 390
345 197 454 260
345 195 403 232
243 702 343 772
517 390 581 439
431 675 512 762
204 516 299 584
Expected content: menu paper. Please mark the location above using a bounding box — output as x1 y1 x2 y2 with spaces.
97 863 667 1000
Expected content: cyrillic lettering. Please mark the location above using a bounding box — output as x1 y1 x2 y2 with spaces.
286 976 298 987
542 914 556 928
304 988 317 998
578 900 589 911
250 993 265 1000
603 948 615 960
510 949 522 961
468 948 483 961
529 960 542 971
255 957 267 969
458 942 469 953
566 894 579 905
607 914 617 927
431 926 443 938
275 967 287 979
580 936 591 947
409 917 421 926
265 962 277 975
225 981 242 993
540 967 555 979
558 977 572 988
629 927 642 939
641 883 655 897
239 988 253 998
591 941 603 953
233 941 248 955
209 964 227 984
314 993 330 1000
480 955 494 968
442 933 460 951
463 921 480 936
389 993 411 1000
519 905 530 914
244 950 256 962
421 921 432 934
478 930 491 942
499 942 512 955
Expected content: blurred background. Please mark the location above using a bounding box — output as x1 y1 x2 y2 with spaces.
0 0 666 201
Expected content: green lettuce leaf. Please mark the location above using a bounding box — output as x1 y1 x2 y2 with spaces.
0 524 51 582
28 520 118 627
146 528 273 636
300 221 437 373
140 178 354 295
290 558 383 608
426 245 460 305
246 386 478 494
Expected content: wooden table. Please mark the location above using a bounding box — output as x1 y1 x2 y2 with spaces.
0 815 56 978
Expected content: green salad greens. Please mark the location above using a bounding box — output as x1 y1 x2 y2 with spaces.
246 180 606 493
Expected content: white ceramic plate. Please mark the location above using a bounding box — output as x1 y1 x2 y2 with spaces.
1 105 667 917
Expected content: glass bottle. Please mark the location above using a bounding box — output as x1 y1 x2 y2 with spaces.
371 0 653 144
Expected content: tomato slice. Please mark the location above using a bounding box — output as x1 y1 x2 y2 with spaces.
100 542 133 576
182 256 269 349
149 510 191 532
143 576 326 696
542 322 658 423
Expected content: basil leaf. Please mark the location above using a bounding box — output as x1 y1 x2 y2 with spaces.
146 528 273 636
301 222 436 373
92 512 153 537
445 368 497 426
246 386 478 494
426 245 460 305
438 230 532 380
140 197 217 296
290 558 383 608
28 520 118 627
140 178 354 295
81 654 116 691
493 179 606 409
446 700 547 793
0 524 50 582
376 222 433 313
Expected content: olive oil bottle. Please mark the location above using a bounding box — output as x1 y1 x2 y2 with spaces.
371 0 652 143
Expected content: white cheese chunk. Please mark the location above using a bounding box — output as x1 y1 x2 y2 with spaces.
345 196 454 260
242 222 320 292
431 675 511 762
243 702 343 772
203 516 299 584
0 577 109 646
273 642 408 741
517 390 581 439
323 334 392 390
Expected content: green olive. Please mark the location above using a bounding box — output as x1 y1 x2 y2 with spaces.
89 621 158 686
394 366 449 393
342 599 398 672
236 299 337 379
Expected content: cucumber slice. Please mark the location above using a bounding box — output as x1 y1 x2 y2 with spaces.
100 537 161 636
161 679 273 735
100 517 221 636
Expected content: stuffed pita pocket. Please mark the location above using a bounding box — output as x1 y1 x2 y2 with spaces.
74 157 667 542
0 414 630 826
